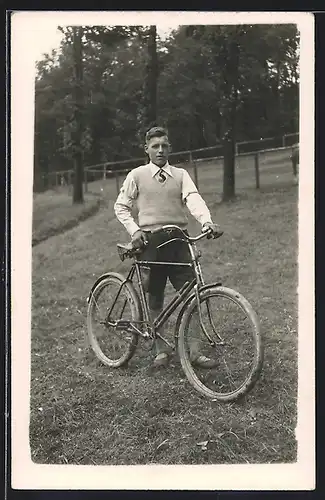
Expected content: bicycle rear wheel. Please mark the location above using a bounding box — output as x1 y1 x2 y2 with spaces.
177 285 263 402
87 272 142 367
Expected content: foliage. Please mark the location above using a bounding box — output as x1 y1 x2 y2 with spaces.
34 24 299 192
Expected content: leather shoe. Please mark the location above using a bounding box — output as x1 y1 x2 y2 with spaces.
190 354 218 369
152 352 169 368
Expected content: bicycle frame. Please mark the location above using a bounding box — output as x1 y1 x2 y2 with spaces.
87 224 264 402
104 232 220 350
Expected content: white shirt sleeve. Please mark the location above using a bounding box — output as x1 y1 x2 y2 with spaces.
114 171 141 237
181 169 213 226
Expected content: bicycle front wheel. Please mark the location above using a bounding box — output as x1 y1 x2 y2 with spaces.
177 285 263 402
87 272 142 367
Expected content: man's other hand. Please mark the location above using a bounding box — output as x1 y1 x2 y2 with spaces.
131 230 148 249
202 222 223 239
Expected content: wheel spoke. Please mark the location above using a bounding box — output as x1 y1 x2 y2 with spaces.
222 358 237 389
205 299 224 342
178 287 263 402
87 275 140 367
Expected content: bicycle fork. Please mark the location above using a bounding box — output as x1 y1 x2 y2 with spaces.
194 286 225 346
190 246 224 345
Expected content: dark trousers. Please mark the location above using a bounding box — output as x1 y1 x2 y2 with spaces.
139 229 195 311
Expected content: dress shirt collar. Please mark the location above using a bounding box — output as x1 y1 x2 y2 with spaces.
148 161 173 178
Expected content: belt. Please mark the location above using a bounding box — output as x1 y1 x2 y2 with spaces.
144 227 188 235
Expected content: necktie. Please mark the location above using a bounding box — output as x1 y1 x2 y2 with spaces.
157 169 167 184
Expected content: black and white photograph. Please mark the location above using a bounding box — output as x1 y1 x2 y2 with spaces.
10 10 314 491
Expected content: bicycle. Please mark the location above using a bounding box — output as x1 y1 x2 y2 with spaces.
86 225 264 402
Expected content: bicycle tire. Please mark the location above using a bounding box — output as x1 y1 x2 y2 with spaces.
177 285 263 402
87 272 142 367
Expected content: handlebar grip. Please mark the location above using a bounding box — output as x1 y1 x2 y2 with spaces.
205 229 224 240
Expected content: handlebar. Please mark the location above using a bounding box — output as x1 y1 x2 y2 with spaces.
151 224 223 244
124 224 223 259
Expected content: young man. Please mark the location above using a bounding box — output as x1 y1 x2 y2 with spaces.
114 126 222 367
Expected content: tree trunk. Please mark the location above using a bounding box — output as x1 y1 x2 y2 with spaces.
275 61 283 135
143 25 158 130
91 122 102 166
194 112 207 150
221 34 240 202
222 126 236 201
72 26 84 204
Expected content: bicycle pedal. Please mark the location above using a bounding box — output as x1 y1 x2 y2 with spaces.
141 335 155 351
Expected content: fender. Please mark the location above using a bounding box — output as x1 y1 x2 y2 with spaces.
174 281 222 341
87 272 130 303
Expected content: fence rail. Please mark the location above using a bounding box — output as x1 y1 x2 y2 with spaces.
35 132 299 192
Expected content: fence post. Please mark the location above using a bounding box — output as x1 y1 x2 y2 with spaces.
282 135 286 148
193 161 199 189
190 151 199 189
103 165 107 180
68 170 72 194
115 171 120 194
254 152 260 189
84 168 88 193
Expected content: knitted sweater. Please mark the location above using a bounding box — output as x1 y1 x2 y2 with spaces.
114 161 213 236
132 164 188 231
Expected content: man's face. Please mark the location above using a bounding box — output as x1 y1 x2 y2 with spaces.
145 135 170 167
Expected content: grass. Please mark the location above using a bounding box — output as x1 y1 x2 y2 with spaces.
30 155 298 465
32 189 102 246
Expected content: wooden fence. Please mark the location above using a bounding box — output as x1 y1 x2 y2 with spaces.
36 132 299 193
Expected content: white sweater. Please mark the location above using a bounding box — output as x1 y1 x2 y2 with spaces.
114 162 212 235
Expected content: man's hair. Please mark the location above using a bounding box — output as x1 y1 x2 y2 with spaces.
145 126 168 143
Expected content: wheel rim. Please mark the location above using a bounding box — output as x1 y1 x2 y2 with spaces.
182 292 260 399
88 279 136 364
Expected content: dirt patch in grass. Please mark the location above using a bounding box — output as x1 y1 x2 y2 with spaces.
32 190 102 247
30 170 298 466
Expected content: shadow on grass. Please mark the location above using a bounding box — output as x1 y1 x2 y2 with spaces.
32 195 103 247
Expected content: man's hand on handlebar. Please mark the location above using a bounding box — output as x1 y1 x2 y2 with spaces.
130 225 222 249
131 230 148 250
202 222 223 239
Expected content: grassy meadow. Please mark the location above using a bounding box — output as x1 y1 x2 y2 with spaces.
30 153 298 465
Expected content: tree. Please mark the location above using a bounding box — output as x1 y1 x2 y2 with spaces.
72 26 84 204
186 25 242 200
158 27 217 151
183 24 299 200
219 28 242 201
33 23 299 194
136 25 159 140
145 26 158 129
